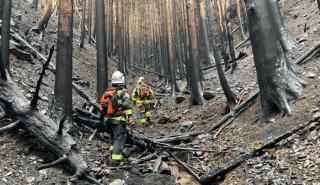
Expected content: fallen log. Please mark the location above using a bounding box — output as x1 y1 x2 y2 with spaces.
295 42 320 65
0 78 99 184
199 116 320 185
170 153 201 182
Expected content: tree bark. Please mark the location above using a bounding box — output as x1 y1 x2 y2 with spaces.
245 0 304 119
0 79 98 184
88 0 92 44
55 0 74 117
318 0 320 11
198 0 214 66
36 0 53 33
1 0 12 74
206 0 237 107
0 0 4 19
236 0 246 40
186 0 205 105
95 0 108 98
80 0 86 48
165 0 176 95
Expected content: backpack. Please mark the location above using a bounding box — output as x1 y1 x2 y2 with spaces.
139 83 151 99
100 88 123 117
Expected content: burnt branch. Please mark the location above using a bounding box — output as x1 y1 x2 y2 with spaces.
30 46 55 109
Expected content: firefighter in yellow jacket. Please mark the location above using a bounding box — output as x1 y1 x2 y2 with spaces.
99 71 133 166
132 77 155 125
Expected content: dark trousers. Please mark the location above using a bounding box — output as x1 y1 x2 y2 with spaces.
106 120 126 161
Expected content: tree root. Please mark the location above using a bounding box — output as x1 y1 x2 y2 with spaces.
37 154 68 170
0 121 20 135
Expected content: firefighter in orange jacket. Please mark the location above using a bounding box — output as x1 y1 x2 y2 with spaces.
132 77 155 125
99 71 133 166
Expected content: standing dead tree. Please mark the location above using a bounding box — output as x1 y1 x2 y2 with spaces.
95 0 108 98
207 0 238 111
186 0 205 105
245 0 304 120
53 0 74 118
1 0 12 73
34 0 56 35
80 0 87 48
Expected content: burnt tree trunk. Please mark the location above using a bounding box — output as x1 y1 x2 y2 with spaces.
88 0 92 44
96 0 108 98
236 0 246 40
198 0 214 66
207 0 237 108
245 0 304 119
0 79 97 183
36 0 53 34
80 0 86 48
0 0 4 19
187 0 205 105
54 0 74 117
1 0 12 72
165 0 176 95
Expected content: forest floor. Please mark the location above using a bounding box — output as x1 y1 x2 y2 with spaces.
0 0 320 184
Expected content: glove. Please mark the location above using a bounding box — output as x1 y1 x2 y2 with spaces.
127 116 134 125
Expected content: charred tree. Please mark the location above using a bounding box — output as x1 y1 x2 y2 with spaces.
0 0 3 19
88 0 92 44
1 0 12 73
35 0 53 34
207 0 238 110
198 0 214 66
165 0 177 95
0 79 98 184
236 0 246 40
187 0 205 105
54 0 74 117
96 0 108 98
80 0 86 48
245 0 304 119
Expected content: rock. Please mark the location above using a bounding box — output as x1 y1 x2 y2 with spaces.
194 151 204 157
307 130 318 141
175 95 186 104
15 14 22 21
203 91 215 100
310 107 320 113
181 121 193 131
170 166 180 178
313 112 320 119
308 72 316 78
26 176 35 183
110 179 126 185
159 161 171 175
156 114 170 124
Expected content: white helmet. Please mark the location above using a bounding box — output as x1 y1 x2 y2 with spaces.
137 77 145 83
111 71 125 85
